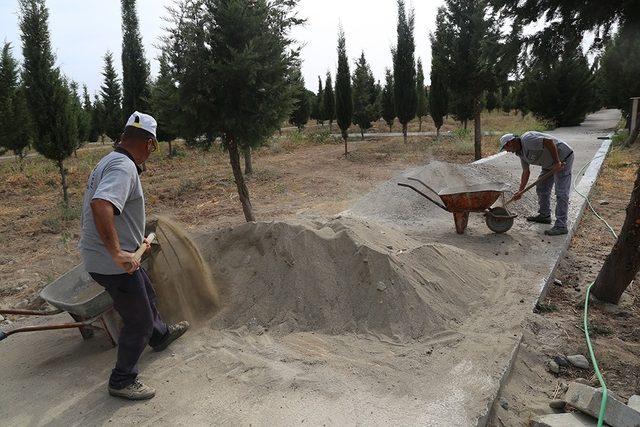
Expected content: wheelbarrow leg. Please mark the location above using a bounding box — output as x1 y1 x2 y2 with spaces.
99 308 121 348
69 313 95 340
453 212 469 234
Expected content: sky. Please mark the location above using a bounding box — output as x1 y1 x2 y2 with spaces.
0 0 447 96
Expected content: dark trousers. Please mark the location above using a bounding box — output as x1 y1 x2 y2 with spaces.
90 268 168 389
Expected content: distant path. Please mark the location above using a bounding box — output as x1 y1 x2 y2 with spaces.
0 142 109 164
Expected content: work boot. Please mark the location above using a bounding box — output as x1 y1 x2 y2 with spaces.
109 379 156 400
526 214 552 224
152 320 190 352
544 226 568 236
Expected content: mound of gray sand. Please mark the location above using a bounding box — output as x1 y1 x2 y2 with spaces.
196 217 515 341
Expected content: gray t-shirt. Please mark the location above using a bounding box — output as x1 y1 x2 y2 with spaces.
518 131 573 170
78 151 145 275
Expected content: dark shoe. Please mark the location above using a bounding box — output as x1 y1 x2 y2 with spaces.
526 214 552 224
544 226 568 236
109 379 155 400
152 320 190 352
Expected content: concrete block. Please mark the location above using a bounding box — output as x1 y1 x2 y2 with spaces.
565 382 640 427
532 412 596 427
629 395 640 412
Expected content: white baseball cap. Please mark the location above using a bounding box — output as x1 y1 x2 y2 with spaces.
125 111 157 139
499 133 516 151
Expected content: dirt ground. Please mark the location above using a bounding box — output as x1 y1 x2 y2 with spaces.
489 144 640 426
0 112 544 315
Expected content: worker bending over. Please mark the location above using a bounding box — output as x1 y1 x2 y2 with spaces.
500 131 574 236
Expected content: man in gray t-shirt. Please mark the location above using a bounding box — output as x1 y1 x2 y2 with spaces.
79 112 188 401
499 131 574 235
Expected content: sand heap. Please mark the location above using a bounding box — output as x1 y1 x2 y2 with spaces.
196 217 513 340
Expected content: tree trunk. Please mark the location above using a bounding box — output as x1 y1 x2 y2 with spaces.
591 164 640 303
278 128 282 136
402 122 408 144
463 120 468 130
329 121 333 132
360 127 364 140
74 149 78 158
436 126 440 139
18 154 24 172
418 117 422 132
389 122 392 133
342 130 348 156
243 147 253 175
57 159 69 207
474 110 482 160
624 113 640 147
168 140 173 157
227 135 255 222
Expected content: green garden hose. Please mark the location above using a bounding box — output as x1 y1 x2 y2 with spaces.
572 149 618 427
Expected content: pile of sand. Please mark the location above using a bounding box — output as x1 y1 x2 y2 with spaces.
195 217 514 340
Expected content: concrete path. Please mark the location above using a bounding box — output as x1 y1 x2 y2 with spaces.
0 110 619 426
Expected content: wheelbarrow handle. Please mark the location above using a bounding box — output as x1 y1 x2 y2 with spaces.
406 177 439 196
0 316 99 342
397 183 448 211
504 169 556 208
0 308 63 316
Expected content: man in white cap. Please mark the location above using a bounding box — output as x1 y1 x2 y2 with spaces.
79 112 189 400
499 131 574 235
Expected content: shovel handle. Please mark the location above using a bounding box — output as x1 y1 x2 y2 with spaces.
125 233 156 272
504 169 557 208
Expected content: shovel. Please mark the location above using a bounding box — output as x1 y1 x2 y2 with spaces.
485 169 556 233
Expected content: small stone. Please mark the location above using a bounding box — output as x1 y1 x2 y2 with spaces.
499 397 509 410
1 320 12 326
504 251 509 255
567 355 590 369
628 395 640 412
549 399 566 410
519 299 524 303
574 377 590 385
554 355 570 367
386 245 393 250
0 314 4 322
377 282 387 291
554 279 563 286
548 360 560 374
598 200 609 206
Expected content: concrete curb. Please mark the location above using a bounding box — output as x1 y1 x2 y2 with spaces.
476 136 612 426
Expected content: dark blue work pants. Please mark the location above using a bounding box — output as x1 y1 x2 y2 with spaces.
90 268 168 389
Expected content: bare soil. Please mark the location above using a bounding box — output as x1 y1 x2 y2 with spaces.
489 144 640 426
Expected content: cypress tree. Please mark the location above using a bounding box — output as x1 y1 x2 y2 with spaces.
69 81 90 153
81 84 94 141
393 0 417 144
99 51 123 143
165 0 303 222
381 68 395 132
19 0 77 205
335 27 352 155
415 58 428 131
121 0 150 116
150 52 179 155
289 68 309 131
352 51 377 139
429 7 449 138
323 72 335 131
315 75 324 125
91 94 105 143
486 91 498 112
0 42 31 169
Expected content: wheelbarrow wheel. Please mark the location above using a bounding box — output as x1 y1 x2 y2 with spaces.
485 207 515 233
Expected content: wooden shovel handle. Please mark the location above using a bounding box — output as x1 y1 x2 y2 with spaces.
126 233 156 271
505 169 557 208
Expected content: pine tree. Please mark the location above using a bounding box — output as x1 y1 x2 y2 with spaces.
121 0 150 116
82 84 94 141
289 68 309 131
393 0 417 143
99 51 123 142
69 81 90 153
91 94 105 143
19 0 77 205
335 27 353 155
352 51 377 139
165 0 303 222
381 68 395 132
0 42 31 169
522 36 595 127
428 7 449 138
150 52 179 156
315 75 324 125
486 91 498 112
415 58 428 131
323 72 335 131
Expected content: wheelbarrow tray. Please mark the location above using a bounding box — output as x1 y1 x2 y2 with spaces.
39 264 112 318
437 182 510 213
